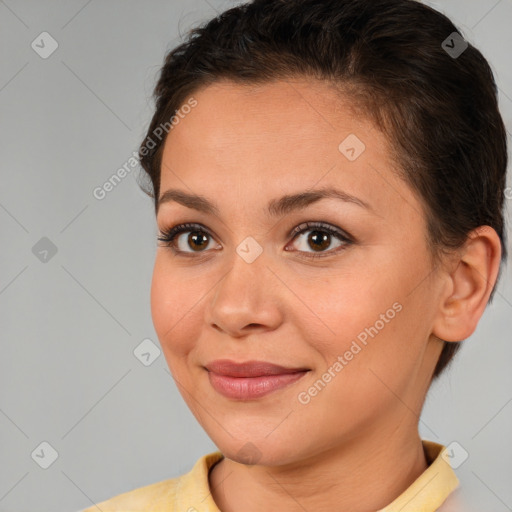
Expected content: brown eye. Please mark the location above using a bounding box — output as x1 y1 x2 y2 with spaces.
287 221 353 259
186 231 210 251
157 223 219 253
306 230 332 251
158 221 353 260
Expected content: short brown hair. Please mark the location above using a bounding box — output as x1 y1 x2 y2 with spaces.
137 0 508 379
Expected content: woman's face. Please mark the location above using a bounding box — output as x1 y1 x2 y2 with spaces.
151 78 446 465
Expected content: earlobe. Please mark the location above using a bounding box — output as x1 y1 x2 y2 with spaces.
432 226 502 343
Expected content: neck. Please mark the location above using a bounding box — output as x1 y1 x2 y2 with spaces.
209 423 428 512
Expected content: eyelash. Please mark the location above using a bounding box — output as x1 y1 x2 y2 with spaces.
157 221 354 260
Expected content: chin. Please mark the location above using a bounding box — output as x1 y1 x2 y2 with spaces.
210 430 306 467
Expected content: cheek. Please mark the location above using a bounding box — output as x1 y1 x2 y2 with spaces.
298 300 422 437
307 254 430 387
150 256 203 360
307 266 399 346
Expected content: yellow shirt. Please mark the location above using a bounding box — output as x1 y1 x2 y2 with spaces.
80 440 459 512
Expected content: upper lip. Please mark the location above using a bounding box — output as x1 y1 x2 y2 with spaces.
205 359 310 377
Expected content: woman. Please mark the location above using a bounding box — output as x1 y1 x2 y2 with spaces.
81 0 507 510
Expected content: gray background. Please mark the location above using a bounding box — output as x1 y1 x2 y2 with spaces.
0 1 510 511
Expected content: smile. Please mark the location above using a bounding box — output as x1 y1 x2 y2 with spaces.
205 359 310 400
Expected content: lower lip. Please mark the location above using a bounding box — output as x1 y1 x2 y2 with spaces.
207 371 309 400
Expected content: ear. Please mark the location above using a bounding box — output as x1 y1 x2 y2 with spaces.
432 226 502 342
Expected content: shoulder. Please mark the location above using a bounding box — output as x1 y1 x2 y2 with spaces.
77 451 224 512
79 475 181 512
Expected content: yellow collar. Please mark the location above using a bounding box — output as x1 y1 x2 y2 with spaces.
377 440 459 511
174 440 459 512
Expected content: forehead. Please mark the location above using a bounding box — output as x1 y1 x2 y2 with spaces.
159 79 422 224
165 78 381 153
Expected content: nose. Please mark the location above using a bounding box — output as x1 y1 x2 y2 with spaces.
204 247 284 338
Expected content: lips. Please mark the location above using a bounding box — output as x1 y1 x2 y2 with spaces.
204 359 310 399
205 359 310 377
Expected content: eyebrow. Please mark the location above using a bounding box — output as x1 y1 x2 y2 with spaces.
157 186 373 217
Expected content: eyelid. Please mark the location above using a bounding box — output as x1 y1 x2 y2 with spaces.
157 221 354 258
288 221 353 243
157 222 219 253
285 221 353 260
